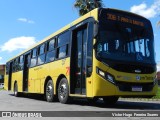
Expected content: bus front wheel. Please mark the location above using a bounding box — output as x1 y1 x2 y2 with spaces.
58 78 71 104
103 96 119 105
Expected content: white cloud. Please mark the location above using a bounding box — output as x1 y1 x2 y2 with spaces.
0 57 2 61
18 18 27 22
0 36 36 52
18 18 35 24
130 0 160 18
28 20 35 24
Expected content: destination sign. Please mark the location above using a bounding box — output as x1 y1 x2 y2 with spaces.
107 13 144 27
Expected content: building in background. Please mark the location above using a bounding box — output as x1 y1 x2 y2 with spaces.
0 64 5 83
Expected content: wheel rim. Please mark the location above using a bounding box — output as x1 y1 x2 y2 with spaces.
46 83 53 99
59 82 67 99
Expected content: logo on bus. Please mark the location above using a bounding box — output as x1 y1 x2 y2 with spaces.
136 76 141 81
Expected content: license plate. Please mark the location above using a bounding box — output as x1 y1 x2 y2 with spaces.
132 86 142 92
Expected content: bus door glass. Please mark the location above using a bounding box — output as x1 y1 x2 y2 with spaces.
8 62 13 90
71 26 87 95
23 53 30 91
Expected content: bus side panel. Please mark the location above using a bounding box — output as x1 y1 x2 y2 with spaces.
86 76 93 97
9 71 23 92
11 73 16 91
40 63 50 94
36 64 49 93
16 71 23 92
49 58 70 95
86 48 95 97
4 74 8 90
28 67 37 93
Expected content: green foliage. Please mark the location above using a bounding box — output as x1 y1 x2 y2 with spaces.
0 88 3 91
74 0 104 16
152 87 160 99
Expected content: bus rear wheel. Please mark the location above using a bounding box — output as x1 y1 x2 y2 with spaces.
103 96 119 105
58 78 71 104
45 80 55 102
14 83 20 97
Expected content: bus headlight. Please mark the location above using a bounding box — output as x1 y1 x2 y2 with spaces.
96 67 115 84
98 70 105 77
106 74 114 84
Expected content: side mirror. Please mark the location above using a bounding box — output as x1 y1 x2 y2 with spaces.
93 21 99 38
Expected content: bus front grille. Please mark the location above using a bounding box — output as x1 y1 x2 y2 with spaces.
116 81 154 92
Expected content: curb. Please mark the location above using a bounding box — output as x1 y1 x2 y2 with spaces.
119 98 160 101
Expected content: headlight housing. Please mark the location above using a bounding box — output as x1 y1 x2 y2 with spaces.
96 67 115 84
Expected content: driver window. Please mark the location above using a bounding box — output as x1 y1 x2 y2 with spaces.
146 39 150 57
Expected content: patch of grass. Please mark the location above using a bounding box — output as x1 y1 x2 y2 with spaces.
0 88 3 91
152 87 160 99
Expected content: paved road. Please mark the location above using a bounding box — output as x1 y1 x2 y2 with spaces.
0 90 160 120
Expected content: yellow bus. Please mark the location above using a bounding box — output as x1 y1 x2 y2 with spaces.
4 8 158 104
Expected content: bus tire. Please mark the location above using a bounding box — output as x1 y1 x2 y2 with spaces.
14 83 20 97
45 80 55 102
103 96 119 105
58 78 71 104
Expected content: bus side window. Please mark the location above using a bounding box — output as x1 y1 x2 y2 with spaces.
19 55 24 70
57 45 68 59
30 48 37 67
6 63 9 75
14 59 18 72
16 57 21 71
57 31 70 59
12 60 15 72
48 39 55 51
39 44 45 55
46 39 56 63
13 59 19 72
37 44 46 65
58 32 69 47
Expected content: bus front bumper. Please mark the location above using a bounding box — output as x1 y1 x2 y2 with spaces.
93 75 158 98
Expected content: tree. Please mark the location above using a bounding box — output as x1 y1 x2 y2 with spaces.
74 0 104 16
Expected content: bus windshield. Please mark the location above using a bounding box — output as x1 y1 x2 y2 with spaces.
96 10 155 64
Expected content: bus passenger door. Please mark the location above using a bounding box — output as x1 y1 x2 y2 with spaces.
70 26 87 95
23 53 30 92
8 62 13 90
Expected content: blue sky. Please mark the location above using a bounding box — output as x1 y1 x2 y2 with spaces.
0 0 160 69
